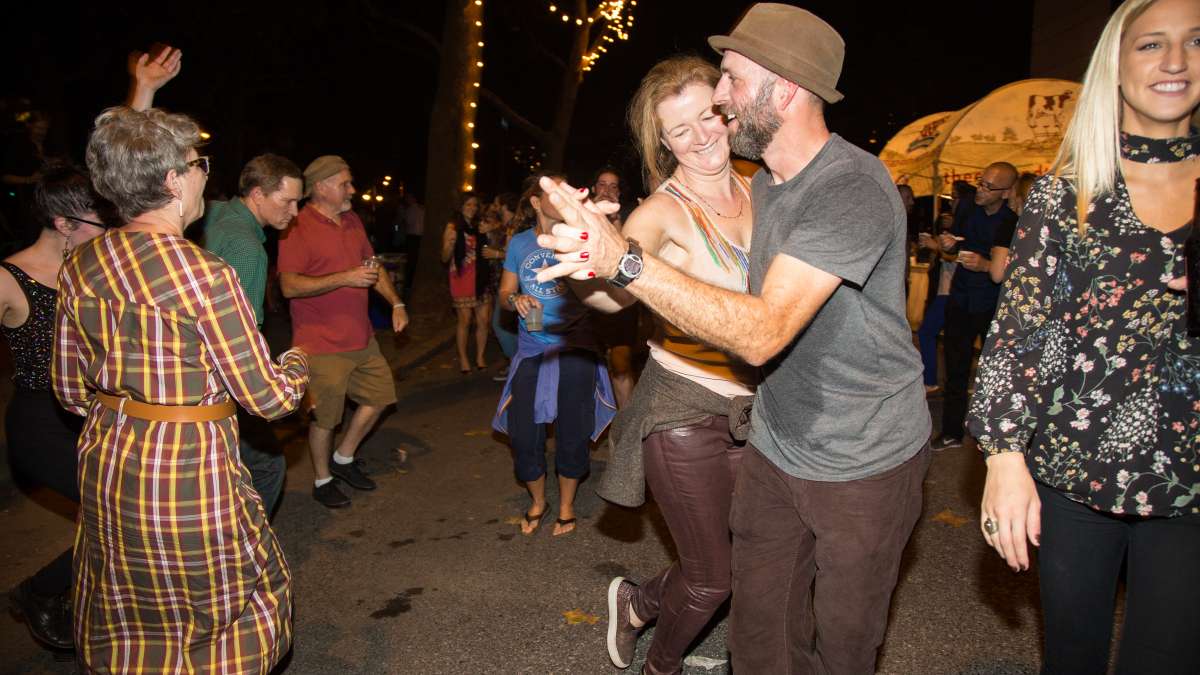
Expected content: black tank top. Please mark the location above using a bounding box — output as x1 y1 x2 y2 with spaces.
0 262 57 391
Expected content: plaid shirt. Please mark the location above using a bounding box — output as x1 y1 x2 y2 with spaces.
53 230 307 673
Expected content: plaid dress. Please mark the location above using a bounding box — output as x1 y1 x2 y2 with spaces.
52 230 308 674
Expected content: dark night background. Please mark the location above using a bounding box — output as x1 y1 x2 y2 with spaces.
2 0 1034 206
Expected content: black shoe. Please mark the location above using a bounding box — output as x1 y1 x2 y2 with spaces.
931 436 963 452
606 577 640 669
329 457 377 491
8 579 73 650
313 481 351 508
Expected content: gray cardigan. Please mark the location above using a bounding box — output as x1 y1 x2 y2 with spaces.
596 357 754 507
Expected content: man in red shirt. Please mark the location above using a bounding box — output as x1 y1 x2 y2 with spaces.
279 155 408 508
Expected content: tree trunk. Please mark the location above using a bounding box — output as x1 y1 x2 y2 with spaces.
544 0 589 171
413 1 482 315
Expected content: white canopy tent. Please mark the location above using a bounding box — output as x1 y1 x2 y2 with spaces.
881 78 1082 198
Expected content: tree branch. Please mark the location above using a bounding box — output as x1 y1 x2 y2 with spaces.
360 0 442 57
479 88 549 144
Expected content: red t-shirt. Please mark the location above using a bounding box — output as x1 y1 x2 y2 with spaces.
278 204 374 354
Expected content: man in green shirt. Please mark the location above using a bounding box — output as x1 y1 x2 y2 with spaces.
202 153 303 515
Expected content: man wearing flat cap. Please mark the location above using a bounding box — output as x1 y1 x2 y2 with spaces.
279 155 408 508
533 3 931 672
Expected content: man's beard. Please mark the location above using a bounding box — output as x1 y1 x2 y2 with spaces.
727 78 782 160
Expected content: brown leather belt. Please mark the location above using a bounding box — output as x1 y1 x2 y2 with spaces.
96 392 236 423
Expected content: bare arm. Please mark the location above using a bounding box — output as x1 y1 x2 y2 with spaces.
569 194 678 314
125 45 182 111
0 266 17 327
623 252 840 366
498 268 544 318
533 176 848 366
988 245 1010 284
441 223 456 263
373 264 409 333
280 270 353 298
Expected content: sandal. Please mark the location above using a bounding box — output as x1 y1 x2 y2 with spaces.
552 517 577 537
521 509 550 536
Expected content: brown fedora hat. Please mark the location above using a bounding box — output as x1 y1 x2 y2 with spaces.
709 3 845 104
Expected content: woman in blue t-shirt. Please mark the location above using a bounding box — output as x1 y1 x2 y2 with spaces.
492 174 616 537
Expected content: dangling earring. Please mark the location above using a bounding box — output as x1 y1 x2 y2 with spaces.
62 234 72 261
178 198 184 218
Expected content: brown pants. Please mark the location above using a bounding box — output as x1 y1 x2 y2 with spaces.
729 443 930 674
632 415 744 675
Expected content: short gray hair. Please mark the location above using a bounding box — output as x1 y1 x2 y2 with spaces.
85 106 201 222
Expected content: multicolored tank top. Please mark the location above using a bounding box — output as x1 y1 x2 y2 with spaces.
649 174 759 396
0 262 56 391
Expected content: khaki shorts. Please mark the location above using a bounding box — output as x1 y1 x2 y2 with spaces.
305 338 397 429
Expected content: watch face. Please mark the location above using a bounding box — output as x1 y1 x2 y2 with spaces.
622 256 643 277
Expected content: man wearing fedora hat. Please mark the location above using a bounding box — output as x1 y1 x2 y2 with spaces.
532 4 931 672
279 155 408 508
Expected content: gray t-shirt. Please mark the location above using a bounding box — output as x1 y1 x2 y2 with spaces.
748 134 930 481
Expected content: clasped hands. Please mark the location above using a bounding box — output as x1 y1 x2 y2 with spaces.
532 176 626 284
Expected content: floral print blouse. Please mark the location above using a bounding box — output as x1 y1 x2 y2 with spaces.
967 136 1199 518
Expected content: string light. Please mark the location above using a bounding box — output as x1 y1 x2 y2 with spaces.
546 1 637 74
462 1 484 192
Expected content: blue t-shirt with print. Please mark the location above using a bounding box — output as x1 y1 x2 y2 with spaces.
503 228 592 349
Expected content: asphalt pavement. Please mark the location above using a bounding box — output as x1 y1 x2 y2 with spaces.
0 310 1075 674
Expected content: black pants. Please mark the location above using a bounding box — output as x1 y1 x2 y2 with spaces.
941 298 993 440
1036 482 1200 674
5 389 81 597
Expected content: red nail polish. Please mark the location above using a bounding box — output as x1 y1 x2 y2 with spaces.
587 271 596 278
581 232 589 241
581 252 589 260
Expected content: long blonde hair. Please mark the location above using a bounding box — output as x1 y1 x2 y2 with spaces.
628 55 721 192
1052 0 1162 233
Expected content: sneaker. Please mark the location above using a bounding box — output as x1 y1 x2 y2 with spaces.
930 436 963 452
313 481 351 508
606 577 640 669
329 458 377 491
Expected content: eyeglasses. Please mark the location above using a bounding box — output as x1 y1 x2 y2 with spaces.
65 215 107 228
977 180 1013 192
187 156 211 176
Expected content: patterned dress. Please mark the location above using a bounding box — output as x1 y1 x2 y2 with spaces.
967 132 1199 518
52 230 308 673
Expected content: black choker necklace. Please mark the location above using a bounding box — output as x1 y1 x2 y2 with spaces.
1119 129 1199 163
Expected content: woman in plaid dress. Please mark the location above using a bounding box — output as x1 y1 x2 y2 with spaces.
53 107 309 673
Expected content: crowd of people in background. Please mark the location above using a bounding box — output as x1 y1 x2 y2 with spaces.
0 0 1197 673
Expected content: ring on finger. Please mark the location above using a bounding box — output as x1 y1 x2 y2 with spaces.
983 517 999 535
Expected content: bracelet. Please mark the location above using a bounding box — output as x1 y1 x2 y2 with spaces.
507 293 518 309
393 303 405 309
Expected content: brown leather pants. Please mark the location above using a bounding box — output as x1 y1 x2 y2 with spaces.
631 415 744 675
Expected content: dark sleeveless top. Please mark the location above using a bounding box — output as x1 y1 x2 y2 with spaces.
1 262 57 391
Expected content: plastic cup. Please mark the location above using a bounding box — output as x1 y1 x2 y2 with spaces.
525 304 544 332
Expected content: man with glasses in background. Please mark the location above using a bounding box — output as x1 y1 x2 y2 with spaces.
930 161 1019 450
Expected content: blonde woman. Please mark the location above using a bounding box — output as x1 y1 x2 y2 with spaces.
580 55 757 675
967 0 1200 670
